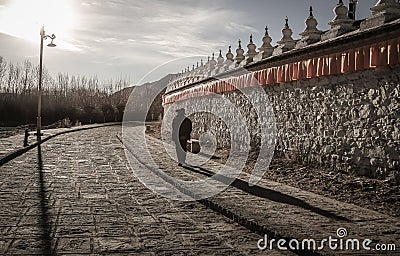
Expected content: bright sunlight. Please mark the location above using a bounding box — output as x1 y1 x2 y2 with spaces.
0 0 78 50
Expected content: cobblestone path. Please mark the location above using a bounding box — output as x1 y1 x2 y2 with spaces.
0 124 119 159
123 125 400 256
0 126 294 255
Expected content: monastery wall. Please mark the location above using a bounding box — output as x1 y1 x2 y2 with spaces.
163 1 400 180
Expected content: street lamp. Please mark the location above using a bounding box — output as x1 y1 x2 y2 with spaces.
37 26 56 142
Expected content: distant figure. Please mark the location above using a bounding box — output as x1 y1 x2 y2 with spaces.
23 128 30 147
172 108 192 166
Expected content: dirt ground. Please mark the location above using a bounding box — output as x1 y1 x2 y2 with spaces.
145 123 400 218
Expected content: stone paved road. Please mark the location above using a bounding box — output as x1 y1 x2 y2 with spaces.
0 123 120 160
0 126 294 255
123 125 400 256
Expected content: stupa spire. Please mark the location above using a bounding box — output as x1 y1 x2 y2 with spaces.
321 0 355 40
274 16 296 54
226 45 234 62
244 34 258 64
296 6 322 48
235 39 245 63
360 0 400 30
217 49 224 65
257 26 274 59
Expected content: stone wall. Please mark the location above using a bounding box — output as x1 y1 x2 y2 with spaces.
163 1 400 182
186 65 400 180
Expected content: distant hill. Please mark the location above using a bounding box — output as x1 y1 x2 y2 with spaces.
0 33 36 61
113 73 177 121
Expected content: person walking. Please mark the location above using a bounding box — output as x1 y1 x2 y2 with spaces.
23 128 30 147
172 108 192 166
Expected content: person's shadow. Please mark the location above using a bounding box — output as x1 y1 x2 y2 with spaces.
183 165 350 222
37 145 52 255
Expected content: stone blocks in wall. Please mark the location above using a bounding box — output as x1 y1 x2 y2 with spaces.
185 65 400 181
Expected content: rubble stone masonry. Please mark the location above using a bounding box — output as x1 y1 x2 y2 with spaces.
164 2 400 181
187 65 400 180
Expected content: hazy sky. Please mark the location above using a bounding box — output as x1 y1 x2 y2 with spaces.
0 0 377 85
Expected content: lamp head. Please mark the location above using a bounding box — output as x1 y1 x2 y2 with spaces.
46 34 56 47
47 38 56 47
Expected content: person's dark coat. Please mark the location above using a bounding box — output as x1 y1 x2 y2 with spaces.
172 114 192 143
172 111 192 164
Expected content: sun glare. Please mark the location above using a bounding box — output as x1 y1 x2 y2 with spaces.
0 0 78 49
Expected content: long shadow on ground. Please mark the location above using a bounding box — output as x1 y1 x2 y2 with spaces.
183 165 350 222
37 145 52 255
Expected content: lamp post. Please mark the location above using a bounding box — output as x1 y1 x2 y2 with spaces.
348 0 358 20
37 26 56 142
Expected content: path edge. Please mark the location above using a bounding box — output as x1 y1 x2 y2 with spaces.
0 123 122 167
